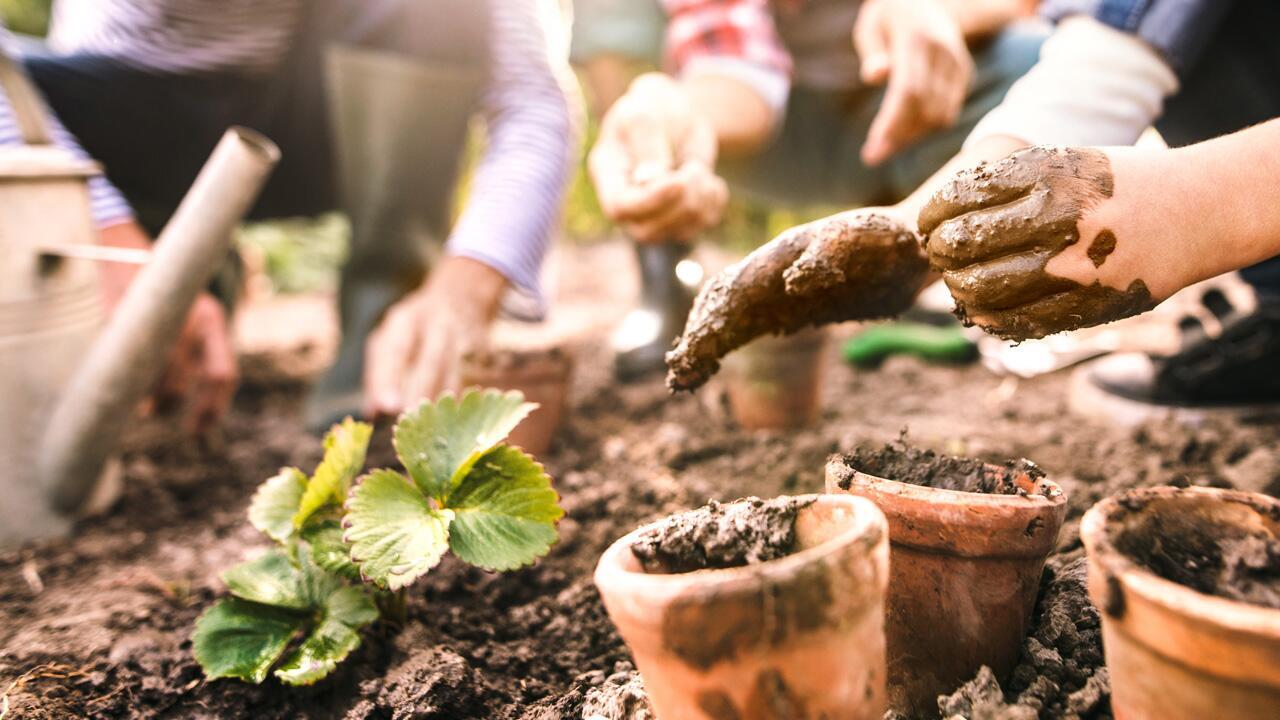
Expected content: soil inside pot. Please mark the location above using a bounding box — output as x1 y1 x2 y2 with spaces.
464 347 571 379
629 497 814 574
832 438 1046 495
1115 506 1280 609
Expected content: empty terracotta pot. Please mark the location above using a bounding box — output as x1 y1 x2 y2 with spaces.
594 494 890 720
825 457 1066 717
460 347 572 456
1081 486 1280 720
720 328 826 430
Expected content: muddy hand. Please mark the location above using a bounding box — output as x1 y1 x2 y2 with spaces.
665 209 928 392
919 147 1158 340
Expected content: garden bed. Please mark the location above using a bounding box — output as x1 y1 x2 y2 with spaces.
2 267 1277 719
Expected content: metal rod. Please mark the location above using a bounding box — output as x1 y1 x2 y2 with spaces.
38 127 279 512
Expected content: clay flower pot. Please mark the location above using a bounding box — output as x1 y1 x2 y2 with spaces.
1081 486 1280 720
460 347 572 456
594 494 890 719
720 328 826 430
825 456 1066 717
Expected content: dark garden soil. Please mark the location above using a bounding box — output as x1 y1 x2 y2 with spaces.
832 439 1046 495
629 496 812 574
3 271 1279 718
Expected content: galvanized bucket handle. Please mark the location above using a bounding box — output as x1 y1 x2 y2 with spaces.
0 40 53 145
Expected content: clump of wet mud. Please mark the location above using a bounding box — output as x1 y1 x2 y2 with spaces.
925 558 1110 720
630 496 813 574
833 438 1045 495
1116 510 1280 610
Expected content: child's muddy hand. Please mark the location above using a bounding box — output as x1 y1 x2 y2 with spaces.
918 146 1157 340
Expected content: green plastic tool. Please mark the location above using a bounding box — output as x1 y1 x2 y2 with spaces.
841 322 977 368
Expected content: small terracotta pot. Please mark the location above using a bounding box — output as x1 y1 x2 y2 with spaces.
825 458 1066 717
721 328 826 430
1081 486 1280 720
460 347 572 456
594 494 890 720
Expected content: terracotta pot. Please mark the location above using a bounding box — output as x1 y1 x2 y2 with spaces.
1080 486 1280 720
460 347 572 456
721 328 826 430
594 494 890 720
825 458 1066 717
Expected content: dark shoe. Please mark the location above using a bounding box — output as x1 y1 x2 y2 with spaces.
1071 290 1280 425
612 242 699 382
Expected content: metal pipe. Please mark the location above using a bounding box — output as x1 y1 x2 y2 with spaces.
38 127 280 512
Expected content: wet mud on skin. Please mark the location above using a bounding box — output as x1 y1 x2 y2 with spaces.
831 439 1046 495
629 496 813 574
665 212 928 392
920 147 1156 341
2 314 1278 718
1115 509 1280 610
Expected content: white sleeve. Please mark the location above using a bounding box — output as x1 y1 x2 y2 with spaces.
965 15 1180 150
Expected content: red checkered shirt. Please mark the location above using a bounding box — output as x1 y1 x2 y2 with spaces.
663 0 794 78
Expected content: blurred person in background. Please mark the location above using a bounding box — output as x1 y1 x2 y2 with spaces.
588 0 1042 379
24 0 576 432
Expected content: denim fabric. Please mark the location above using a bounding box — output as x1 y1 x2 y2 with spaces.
1040 0 1234 73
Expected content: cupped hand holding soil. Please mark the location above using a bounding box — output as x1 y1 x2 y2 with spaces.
665 208 929 391
919 146 1163 340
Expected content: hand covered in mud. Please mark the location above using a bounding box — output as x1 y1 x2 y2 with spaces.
919 146 1162 340
363 256 504 418
666 207 929 391
588 73 728 243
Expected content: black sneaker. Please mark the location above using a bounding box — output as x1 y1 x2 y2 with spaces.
1070 289 1280 425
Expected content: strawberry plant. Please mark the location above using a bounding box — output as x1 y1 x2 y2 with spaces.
192 389 564 686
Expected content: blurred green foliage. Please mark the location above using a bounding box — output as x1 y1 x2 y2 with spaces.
0 0 51 36
237 214 349 295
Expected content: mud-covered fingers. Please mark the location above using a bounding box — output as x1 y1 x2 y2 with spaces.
783 211 919 295
917 148 1057 234
962 282 1157 340
940 249 1078 310
926 188 1083 271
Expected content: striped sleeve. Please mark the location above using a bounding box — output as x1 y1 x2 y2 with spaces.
0 32 133 228
444 0 579 321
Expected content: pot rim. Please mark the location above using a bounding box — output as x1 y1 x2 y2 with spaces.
1081 485 1280 637
826 456 1065 509
824 458 1066 558
593 493 886 602
460 346 573 384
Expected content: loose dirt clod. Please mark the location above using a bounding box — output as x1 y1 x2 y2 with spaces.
1117 510 1280 610
665 212 927 392
629 497 813 574
928 558 1109 720
831 438 1045 495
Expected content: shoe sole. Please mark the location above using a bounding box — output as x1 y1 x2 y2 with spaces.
1068 362 1280 428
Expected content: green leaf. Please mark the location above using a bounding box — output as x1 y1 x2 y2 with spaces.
445 445 564 571
248 467 308 543
221 551 309 609
294 418 373 529
393 389 536 501
274 586 378 685
302 518 360 580
345 469 453 590
192 598 306 683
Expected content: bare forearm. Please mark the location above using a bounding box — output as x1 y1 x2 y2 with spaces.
680 73 774 157
1177 120 1280 281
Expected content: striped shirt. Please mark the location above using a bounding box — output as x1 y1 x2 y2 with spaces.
9 0 576 317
